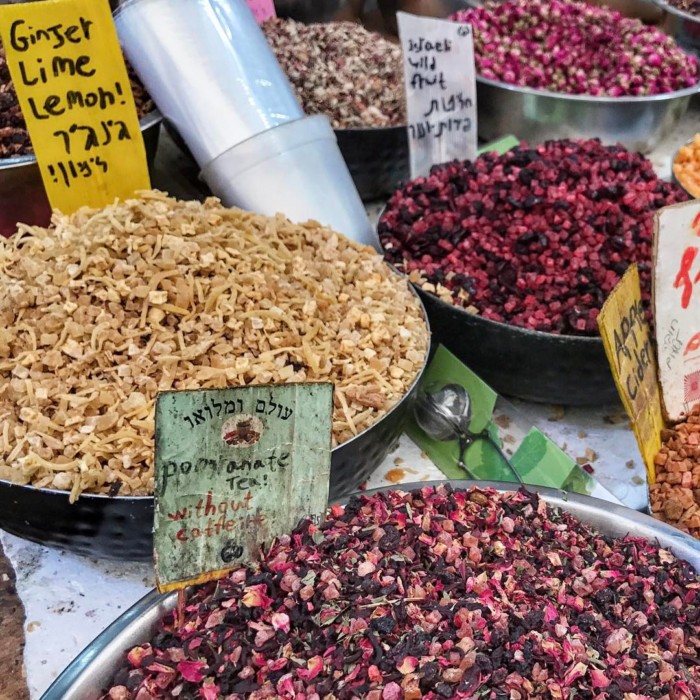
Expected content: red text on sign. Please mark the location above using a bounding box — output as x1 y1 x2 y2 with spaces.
674 246 700 309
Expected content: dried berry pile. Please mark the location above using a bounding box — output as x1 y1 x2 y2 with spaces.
263 18 405 129
666 0 700 17
102 485 700 699
651 405 700 540
450 0 699 96
379 139 689 335
0 44 154 159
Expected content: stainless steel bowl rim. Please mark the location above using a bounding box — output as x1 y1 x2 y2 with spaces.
652 0 700 23
334 124 407 133
476 74 700 104
0 109 163 171
41 479 700 700
377 204 605 345
0 266 430 502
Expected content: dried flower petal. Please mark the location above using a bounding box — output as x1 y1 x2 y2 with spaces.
103 486 700 699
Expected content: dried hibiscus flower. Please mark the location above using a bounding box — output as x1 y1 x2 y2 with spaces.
103 485 700 699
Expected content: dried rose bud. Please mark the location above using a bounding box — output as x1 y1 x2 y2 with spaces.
451 0 699 96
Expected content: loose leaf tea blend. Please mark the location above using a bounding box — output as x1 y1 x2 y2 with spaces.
651 404 700 539
0 192 428 500
103 485 699 699
263 19 405 129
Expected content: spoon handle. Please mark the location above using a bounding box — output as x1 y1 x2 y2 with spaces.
457 435 478 479
482 432 525 485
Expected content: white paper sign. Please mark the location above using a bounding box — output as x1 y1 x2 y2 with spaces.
653 200 700 421
397 12 478 179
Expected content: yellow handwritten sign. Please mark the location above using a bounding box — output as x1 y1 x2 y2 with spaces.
598 265 665 483
0 0 150 213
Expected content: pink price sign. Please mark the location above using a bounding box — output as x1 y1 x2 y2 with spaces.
246 0 276 23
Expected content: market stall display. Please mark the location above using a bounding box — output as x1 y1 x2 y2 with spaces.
4 0 700 693
651 405 700 538
0 191 429 557
0 43 161 236
378 138 687 403
450 0 699 150
263 17 409 199
673 133 700 196
44 483 700 700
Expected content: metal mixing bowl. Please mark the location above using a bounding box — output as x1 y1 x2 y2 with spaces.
0 110 163 238
476 77 699 153
41 480 700 700
654 0 700 56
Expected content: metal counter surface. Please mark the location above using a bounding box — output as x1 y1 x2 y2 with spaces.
2 101 699 698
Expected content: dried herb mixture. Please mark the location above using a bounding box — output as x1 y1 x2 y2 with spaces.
104 485 700 699
451 0 698 96
0 192 427 499
263 19 405 129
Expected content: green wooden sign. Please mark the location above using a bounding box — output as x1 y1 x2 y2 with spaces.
153 383 333 591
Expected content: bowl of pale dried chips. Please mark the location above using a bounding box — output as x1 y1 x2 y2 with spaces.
0 191 429 559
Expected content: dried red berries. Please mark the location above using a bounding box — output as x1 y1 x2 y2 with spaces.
451 0 699 96
379 139 689 335
103 485 700 699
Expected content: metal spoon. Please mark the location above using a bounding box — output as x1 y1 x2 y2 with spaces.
414 383 524 485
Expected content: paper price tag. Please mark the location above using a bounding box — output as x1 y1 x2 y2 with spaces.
245 0 276 23
154 383 333 592
598 265 665 482
0 0 151 214
397 12 477 179
654 201 700 422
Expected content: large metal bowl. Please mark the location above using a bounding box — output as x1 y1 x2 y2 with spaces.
654 0 700 56
41 480 700 700
335 126 409 200
476 76 699 153
414 287 617 405
0 280 430 561
0 110 163 238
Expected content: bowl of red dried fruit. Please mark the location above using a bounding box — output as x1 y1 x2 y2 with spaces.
452 0 700 153
43 482 700 700
378 138 690 405
0 44 162 237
